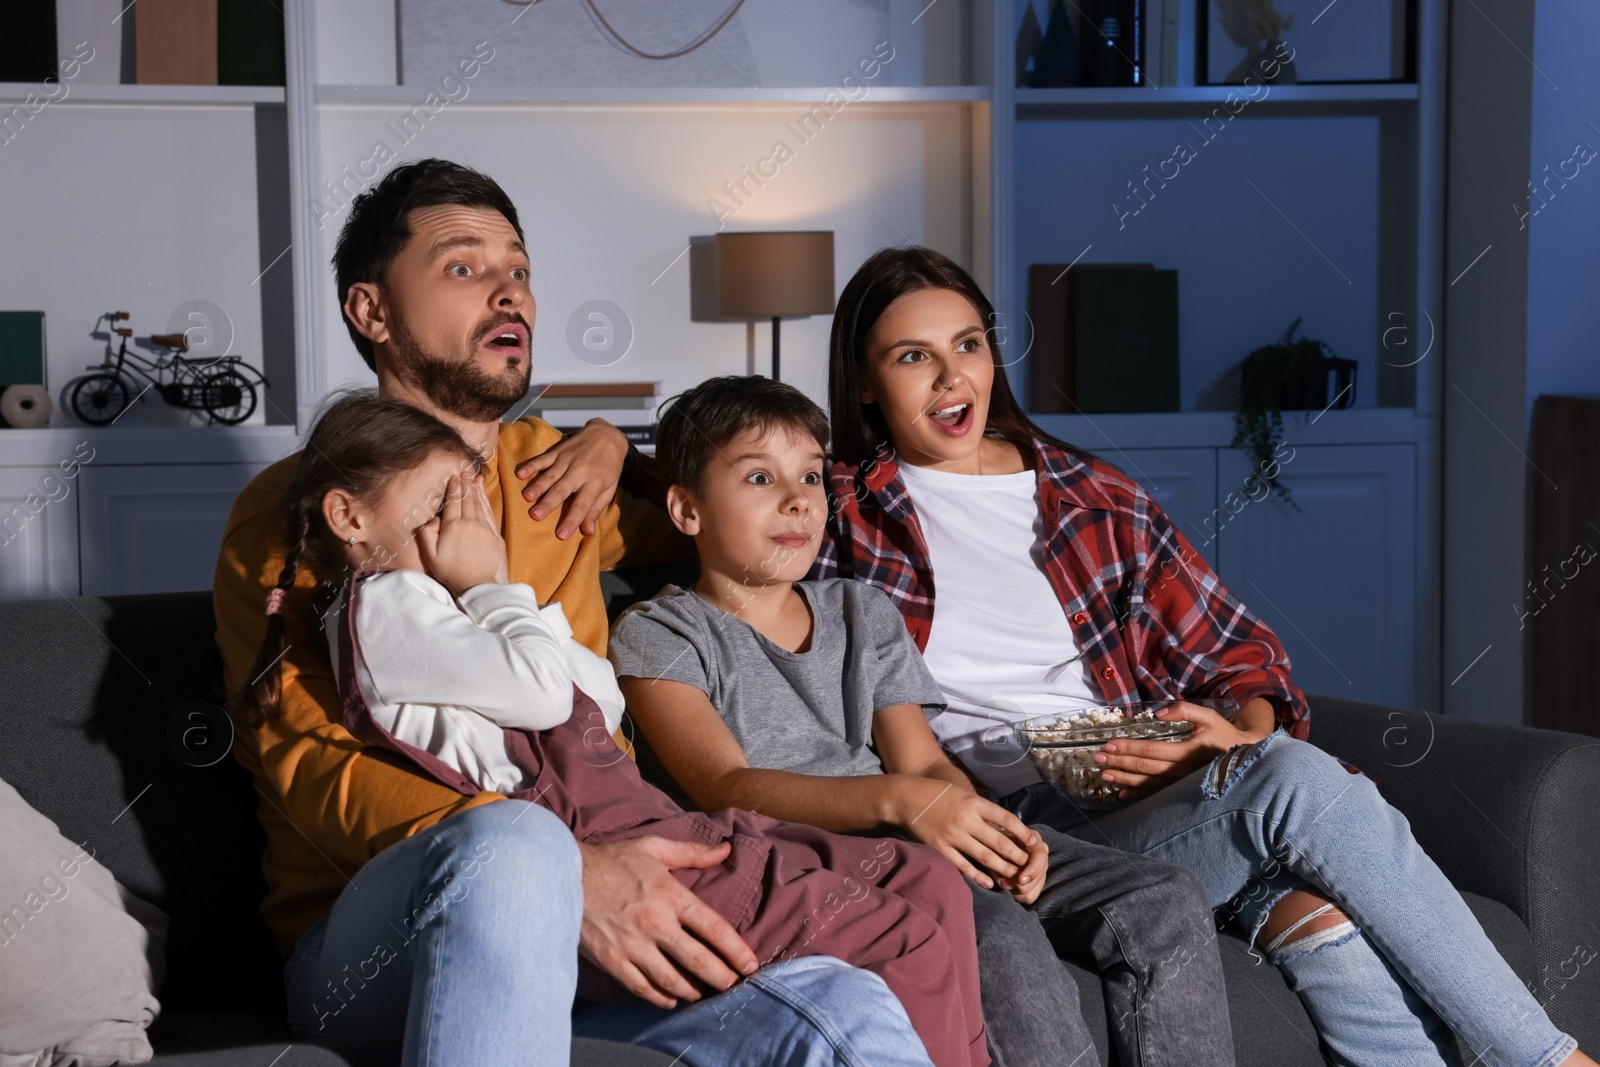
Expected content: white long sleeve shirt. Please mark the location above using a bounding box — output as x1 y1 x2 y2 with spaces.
324 569 626 795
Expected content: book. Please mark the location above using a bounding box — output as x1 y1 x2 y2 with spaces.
1140 0 1178 87
552 424 657 447
520 396 657 412
1071 269 1180 413
1029 264 1152 413
218 0 284 86
528 381 659 399
135 0 217 85
0 2 57 83
1159 0 1180 87
0 312 46 390
1078 0 1138 87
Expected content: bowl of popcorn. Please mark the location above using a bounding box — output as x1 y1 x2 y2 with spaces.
1014 699 1237 805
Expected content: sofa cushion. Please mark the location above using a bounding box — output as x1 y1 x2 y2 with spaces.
0 775 167 1066
0 592 283 1018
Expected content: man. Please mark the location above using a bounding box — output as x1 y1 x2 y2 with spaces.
213 158 936 1067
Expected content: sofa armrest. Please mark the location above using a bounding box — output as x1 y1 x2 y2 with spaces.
1305 694 1600 1048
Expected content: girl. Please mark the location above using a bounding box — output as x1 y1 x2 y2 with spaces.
238 388 991 1067
811 246 1592 1067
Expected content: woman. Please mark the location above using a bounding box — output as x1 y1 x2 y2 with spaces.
810 245 1589 1067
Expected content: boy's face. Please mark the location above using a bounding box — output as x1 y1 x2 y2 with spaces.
667 424 828 586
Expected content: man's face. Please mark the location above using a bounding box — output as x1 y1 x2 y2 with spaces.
373 204 536 423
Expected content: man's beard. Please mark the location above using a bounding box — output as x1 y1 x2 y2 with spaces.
389 314 531 423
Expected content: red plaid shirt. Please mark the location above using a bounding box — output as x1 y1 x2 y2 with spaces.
809 438 1311 739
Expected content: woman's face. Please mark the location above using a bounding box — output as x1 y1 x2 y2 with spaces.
858 287 995 473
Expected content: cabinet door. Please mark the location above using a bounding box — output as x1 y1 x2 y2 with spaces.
1215 444 1417 708
1086 447 1220 569
0 466 82 600
78 464 267 597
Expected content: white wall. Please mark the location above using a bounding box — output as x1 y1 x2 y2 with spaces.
317 0 965 88
312 101 976 409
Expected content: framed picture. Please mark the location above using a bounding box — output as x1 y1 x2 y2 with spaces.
1198 0 1414 85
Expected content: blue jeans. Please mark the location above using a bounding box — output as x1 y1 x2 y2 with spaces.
283 799 933 1067
1002 731 1579 1067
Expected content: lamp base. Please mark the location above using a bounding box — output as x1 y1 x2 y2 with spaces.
770 316 781 381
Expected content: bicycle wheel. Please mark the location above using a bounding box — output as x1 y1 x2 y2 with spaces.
70 373 131 425
201 369 256 425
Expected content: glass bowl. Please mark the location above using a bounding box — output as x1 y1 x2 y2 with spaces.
1014 698 1238 805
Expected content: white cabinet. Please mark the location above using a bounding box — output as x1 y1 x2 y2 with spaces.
0 465 84 599
1214 444 1418 708
78 464 270 597
1090 447 1221 570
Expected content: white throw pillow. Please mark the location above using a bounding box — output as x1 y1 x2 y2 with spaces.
0 775 166 1066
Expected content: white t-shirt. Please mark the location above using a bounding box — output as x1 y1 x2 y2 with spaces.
897 460 1104 796
324 569 625 795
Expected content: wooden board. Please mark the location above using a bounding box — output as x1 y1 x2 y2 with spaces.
136 0 218 85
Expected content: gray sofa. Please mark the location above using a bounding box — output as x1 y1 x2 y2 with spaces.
1 566 1595 1065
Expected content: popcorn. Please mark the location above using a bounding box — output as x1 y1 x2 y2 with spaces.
1016 707 1193 805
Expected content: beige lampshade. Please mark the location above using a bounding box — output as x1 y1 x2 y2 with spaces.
713 231 836 319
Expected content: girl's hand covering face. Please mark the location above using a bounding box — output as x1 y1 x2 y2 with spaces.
417 472 509 594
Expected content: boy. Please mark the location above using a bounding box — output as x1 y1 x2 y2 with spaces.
609 376 1236 1067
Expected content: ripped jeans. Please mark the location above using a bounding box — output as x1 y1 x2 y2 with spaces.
1000 731 1578 1067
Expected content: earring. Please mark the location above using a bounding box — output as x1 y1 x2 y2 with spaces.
347 536 355 545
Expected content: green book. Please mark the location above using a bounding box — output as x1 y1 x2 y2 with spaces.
0 312 46 390
218 0 285 86
1070 269 1180 413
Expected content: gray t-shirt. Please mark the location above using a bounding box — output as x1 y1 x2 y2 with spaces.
608 578 946 778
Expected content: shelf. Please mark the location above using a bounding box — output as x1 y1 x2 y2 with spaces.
1017 83 1418 110
314 85 989 106
1026 408 1431 451
0 83 284 106
0 424 299 468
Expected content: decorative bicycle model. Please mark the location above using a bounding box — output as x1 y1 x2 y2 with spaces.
70 311 269 426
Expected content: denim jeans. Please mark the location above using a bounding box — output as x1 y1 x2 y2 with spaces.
1003 731 1579 1067
969 830 1235 1067
284 799 935 1067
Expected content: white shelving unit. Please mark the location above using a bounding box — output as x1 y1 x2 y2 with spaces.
0 83 285 105
1 0 1445 709
982 0 1445 710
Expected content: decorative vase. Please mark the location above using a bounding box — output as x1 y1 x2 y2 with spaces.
0 384 51 428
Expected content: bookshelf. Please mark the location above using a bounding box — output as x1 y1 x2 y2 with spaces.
979 0 1444 711
0 0 1446 709
0 83 285 105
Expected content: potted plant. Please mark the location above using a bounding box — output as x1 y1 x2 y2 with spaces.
1231 318 1354 508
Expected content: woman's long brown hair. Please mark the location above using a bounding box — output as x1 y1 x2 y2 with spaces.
827 245 1089 468
233 389 483 727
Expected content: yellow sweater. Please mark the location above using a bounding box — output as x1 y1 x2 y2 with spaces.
212 418 692 958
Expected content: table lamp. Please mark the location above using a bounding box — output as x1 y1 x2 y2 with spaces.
690 231 835 381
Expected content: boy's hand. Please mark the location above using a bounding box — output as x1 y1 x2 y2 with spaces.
895 778 1038 891
515 420 629 540
994 833 1049 905
417 473 508 594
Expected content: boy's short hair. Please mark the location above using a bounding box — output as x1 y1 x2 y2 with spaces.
657 376 830 497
